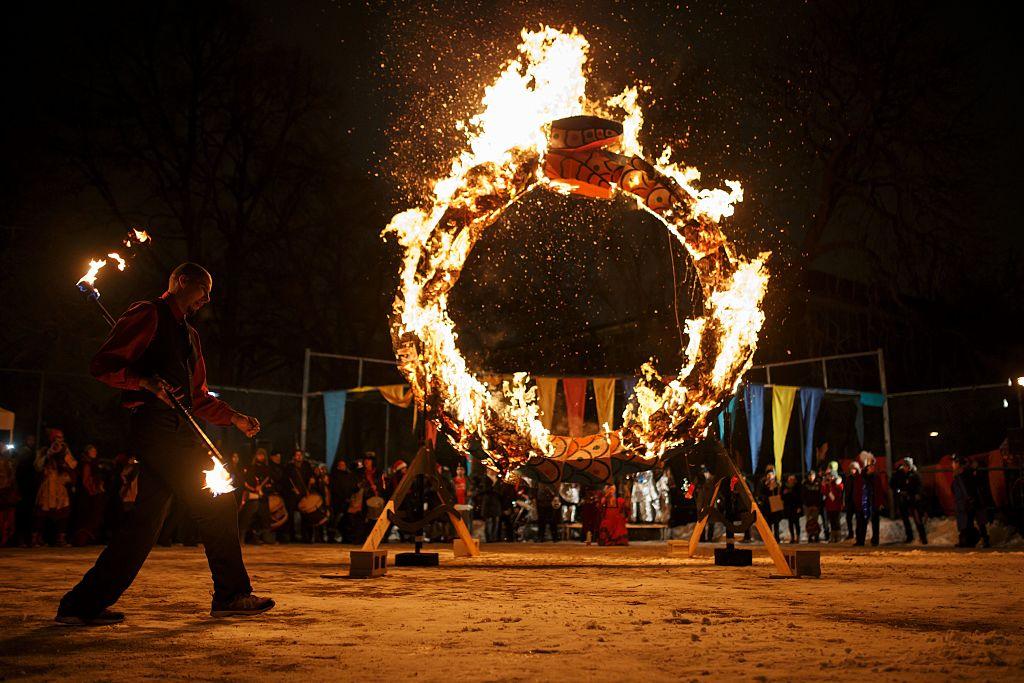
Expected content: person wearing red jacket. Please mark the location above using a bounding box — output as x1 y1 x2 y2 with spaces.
822 468 845 543
56 263 273 625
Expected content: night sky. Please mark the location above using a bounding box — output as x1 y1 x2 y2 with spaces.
1 0 1021 460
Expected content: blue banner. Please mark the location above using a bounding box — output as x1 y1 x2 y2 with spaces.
743 383 765 472
799 387 825 473
323 390 347 468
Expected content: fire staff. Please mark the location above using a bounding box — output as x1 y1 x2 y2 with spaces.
56 263 274 625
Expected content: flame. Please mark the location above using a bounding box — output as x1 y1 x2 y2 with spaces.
203 456 235 496
77 259 107 287
77 229 152 290
124 229 150 247
384 27 769 472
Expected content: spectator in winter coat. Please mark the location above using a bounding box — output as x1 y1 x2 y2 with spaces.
822 469 845 543
0 451 19 546
757 468 782 542
330 459 360 544
479 473 503 542
32 429 77 547
952 455 990 548
781 474 802 543
535 483 560 542
891 458 928 544
71 445 106 546
801 470 823 543
843 461 861 540
852 452 885 546
694 466 718 541
579 487 601 545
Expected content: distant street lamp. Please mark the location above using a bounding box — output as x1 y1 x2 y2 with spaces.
1017 378 1024 428
925 431 939 462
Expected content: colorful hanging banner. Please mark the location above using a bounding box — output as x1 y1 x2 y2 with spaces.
378 384 412 408
772 385 798 476
743 383 765 472
622 376 638 405
854 392 885 448
536 377 559 431
593 378 616 430
323 390 347 468
717 395 738 441
562 378 588 437
799 387 824 473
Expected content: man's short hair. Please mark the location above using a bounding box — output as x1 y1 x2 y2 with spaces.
169 262 212 285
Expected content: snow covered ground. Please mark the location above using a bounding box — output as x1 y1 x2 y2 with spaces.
1 532 1022 681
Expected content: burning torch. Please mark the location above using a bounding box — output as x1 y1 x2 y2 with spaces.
75 231 235 495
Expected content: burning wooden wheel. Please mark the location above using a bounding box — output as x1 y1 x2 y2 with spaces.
385 28 768 483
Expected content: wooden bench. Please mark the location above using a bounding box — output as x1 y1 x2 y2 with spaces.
559 522 668 542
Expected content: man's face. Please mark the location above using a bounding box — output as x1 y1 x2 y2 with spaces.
50 430 64 446
177 273 213 316
293 451 303 462
808 471 816 482
363 458 374 471
337 461 347 471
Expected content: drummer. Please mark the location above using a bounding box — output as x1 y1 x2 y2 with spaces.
286 450 315 542
238 449 272 544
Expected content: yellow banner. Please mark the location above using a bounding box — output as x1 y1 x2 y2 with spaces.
772 386 797 475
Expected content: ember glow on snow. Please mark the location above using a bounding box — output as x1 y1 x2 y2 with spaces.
385 27 768 474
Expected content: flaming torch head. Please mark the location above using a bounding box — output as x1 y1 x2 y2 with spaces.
76 259 107 298
203 456 235 496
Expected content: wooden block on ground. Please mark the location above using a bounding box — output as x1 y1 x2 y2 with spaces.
714 546 753 566
782 548 821 577
666 540 689 555
453 538 480 558
349 549 387 578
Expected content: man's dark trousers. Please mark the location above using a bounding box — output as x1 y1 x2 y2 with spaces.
61 410 250 615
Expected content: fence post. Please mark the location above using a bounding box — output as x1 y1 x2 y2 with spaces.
35 371 45 447
300 348 311 453
877 348 895 512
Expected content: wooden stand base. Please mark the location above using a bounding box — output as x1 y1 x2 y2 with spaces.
453 539 480 557
349 549 388 578
714 545 753 566
781 548 821 577
360 444 480 561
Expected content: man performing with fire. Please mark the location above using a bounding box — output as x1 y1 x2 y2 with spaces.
56 263 274 625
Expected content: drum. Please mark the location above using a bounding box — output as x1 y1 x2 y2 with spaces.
365 495 385 520
298 493 327 526
268 494 288 530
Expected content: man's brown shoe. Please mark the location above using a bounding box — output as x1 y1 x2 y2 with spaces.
55 608 125 626
210 594 275 618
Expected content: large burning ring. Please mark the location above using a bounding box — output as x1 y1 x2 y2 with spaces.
385 31 767 482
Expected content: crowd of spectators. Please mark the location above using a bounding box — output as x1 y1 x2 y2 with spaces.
0 429 1000 550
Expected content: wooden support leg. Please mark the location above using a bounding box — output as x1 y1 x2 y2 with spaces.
749 505 793 576
447 509 480 557
707 441 795 577
360 447 424 552
687 480 723 558
687 514 709 557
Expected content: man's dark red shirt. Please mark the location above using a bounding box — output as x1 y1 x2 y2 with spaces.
90 292 236 426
